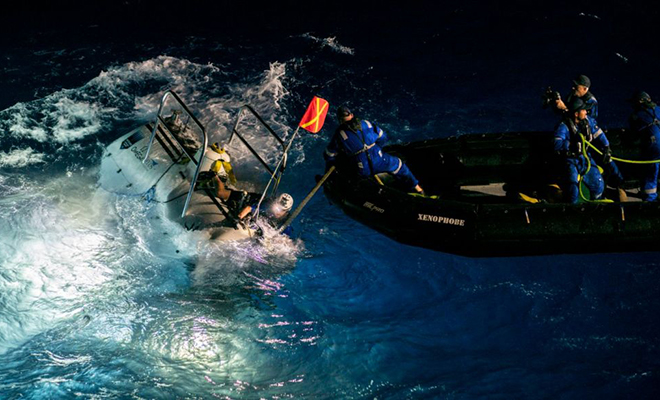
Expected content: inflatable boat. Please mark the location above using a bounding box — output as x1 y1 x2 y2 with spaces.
322 130 660 257
99 91 288 241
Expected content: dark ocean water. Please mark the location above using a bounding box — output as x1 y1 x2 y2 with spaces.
1 1 660 398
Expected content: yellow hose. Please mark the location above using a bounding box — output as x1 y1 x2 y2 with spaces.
578 134 613 203
584 140 660 164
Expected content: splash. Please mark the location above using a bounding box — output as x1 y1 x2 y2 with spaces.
0 55 296 176
0 169 196 355
192 226 301 288
0 56 222 146
204 61 292 139
0 53 302 358
301 34 355 55
0 174 114 354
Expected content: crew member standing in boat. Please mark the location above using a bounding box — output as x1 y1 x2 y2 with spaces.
324 106 424 194
628 91 660 201
554 98 625 203
554 74 599 119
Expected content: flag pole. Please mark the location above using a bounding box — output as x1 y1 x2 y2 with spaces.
253 96 328 225
254 125 301 218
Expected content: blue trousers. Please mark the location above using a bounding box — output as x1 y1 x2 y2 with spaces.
367 152 420 191
641 138 660 201
564 156 604 203
601 160 624 188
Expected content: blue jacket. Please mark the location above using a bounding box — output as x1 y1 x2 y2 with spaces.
629 105 660 144
554 116 608 168
324 120 389 176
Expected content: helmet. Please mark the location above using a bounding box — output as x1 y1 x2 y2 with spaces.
277 193 294 212
336 105 352 121
629 91 651 103
573 74 591 88
566 97 593 113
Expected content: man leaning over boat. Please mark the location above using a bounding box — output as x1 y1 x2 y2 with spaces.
324 106 424 194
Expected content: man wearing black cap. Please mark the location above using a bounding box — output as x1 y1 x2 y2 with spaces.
629 91 660 201
554 97 625 203
324 106 424 194
556 74 599 119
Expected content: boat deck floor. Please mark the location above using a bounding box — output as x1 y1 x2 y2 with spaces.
374 173 643 203
460 183 643 203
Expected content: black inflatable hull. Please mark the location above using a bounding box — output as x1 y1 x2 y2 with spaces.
322 130 660 257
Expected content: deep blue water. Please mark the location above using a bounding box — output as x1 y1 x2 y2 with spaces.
1 1 660 398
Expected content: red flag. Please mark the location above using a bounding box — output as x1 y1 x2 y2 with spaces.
299 96 329 133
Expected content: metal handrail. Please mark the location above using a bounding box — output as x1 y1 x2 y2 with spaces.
142 90 208 218
142 96 288 220
228 105 286 175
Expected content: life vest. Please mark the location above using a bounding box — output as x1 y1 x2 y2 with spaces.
200 143 237 184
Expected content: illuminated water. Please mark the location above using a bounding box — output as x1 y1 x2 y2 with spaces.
1 2 659 398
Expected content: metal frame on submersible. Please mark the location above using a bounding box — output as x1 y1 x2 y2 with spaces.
228 105 286 175
142 90 208 218
228 105 287 205
142 91 287 218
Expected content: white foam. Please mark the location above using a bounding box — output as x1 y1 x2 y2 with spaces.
192 225 301 287
6 103 49 142
301 34 355 55
0 183 113 354
201 61 294 178
1 55 294 178
0 54 304 358
0 56 224 145
0 173 177 355
0 148 46 168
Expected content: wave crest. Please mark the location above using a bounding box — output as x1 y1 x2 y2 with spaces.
0 148 46 168
301 34 355 55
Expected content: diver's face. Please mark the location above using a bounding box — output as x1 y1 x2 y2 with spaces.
575 85 589 97
338 113 354 123
577 109 588 120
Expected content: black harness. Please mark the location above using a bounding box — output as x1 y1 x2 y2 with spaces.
341 120 378 173
641 107 660 131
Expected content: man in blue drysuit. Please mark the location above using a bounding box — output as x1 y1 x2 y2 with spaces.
554 98 625 203
628 91 660 201
324 106 424 194
555 74 599 119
